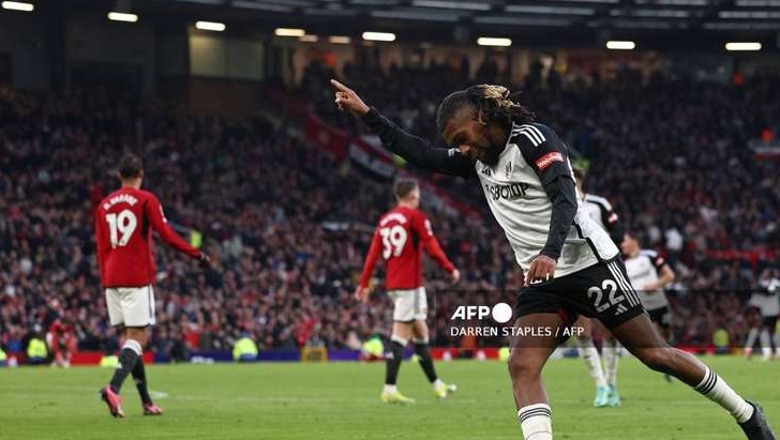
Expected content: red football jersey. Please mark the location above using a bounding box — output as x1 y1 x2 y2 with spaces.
47 319 75 353
95 187 201 288
359 206 455 290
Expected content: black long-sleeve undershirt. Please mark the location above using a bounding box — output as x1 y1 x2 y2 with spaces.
361 107 476 178
540 175 578 261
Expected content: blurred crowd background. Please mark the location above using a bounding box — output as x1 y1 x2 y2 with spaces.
1 58 778 360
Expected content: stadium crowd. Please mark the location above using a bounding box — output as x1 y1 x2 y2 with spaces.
1 58 779 360
0 85 514 360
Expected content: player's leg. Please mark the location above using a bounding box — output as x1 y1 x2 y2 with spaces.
574 316 609 407
53 347 63 368
409 286 453 398
410 320 437 389
507 313 565 440
611 315 775 437
110 285 154 395
102 285 156 417
745 309 760 359
770 316 780 359
382 321 414 403
101 288 128 417
411 319 455 398
109 326 148 395
605 262 775 438
760 317 774 361
63 336 74 368
382 288 417 403
745 326 758 358
131 346 162 415
595 320 622 406
655 313 672 343
774 337 780 359
650 307 674 383
129 286 162 414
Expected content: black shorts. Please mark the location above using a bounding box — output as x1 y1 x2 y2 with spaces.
515 259 646 329
762 315 778 329
647 305 672 329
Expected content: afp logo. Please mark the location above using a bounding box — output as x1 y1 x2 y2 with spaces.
450 303 513 323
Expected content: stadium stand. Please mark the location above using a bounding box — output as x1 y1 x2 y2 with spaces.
1 60 778 359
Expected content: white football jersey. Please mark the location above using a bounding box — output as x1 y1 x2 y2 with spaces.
624 249 669 310
363 111 619 278
750 277 780 317
473 123 619 277
581 194 611 231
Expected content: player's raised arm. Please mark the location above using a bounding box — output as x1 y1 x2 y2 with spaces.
331 79 476 179
145 195 205 261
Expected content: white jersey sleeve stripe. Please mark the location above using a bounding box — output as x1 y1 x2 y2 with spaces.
518 125 544 145
526 125 546 144
517 129 541 146
518 127 541 145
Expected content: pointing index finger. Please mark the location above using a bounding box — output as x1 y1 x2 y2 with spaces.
330 79 351 92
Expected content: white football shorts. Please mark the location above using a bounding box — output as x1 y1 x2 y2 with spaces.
389 287 427 322
105 285 156 327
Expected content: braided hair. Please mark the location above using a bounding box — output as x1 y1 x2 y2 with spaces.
435 84 535 133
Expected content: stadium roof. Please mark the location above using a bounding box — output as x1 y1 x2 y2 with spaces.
49 0 780 50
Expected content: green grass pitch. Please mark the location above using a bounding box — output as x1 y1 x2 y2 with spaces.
1 356 777 439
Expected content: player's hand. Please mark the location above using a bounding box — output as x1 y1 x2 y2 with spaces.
451 269 461 284
642 283 657 292
331 79 370 117
198 252 211 270
525 255 557 287
354 286 371 304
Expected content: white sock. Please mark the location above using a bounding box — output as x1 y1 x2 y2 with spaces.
576 338 607 388
602 339 620 387
760 330 772 359
123 339 143 356
695 367 754 423
383 384 397 394
773 334 780 356
433 379 444 389
745 328 759 351
518 403 552 440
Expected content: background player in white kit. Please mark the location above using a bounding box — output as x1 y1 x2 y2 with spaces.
355 179 460 403
622 234 676 382
744 268 780 361
572 166 625 407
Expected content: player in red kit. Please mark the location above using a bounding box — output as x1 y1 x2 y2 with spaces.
355 179 460 403
47 316 76 368
95 153 210 418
